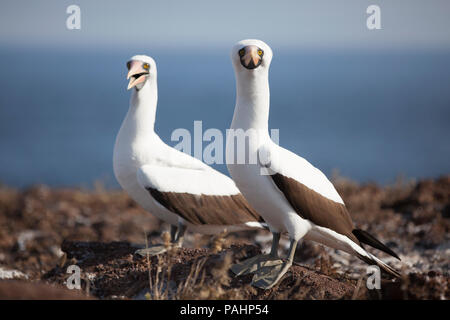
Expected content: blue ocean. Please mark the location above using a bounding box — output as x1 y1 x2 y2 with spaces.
0 46 449 188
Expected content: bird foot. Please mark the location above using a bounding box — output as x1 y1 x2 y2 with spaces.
231 254 283 277
251 260 292 290
134 244 168 257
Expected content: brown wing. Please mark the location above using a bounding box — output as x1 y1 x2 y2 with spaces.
147 187 263 225
271 173 358 243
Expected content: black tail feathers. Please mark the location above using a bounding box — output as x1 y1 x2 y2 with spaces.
356 253 401 278
352 229 400 260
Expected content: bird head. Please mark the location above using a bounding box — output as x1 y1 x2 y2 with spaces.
230 39 273 73
126 55 157 91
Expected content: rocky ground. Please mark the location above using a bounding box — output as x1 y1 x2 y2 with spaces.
0 175 448 300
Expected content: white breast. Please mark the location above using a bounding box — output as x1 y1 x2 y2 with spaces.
113 121 180 225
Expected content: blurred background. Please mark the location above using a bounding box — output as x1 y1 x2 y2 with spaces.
0 0 449 188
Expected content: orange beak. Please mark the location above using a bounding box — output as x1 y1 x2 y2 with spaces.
127 60 149 90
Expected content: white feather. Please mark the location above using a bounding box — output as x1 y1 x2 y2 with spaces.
137 164 240 196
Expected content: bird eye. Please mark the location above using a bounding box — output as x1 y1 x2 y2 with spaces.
126 61 131 69
239 49 245 57
143 63 150 70
258 50 263 56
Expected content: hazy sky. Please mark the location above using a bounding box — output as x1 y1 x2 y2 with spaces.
1 0 450 50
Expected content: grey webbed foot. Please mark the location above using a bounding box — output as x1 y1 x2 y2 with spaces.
231 232 282 276
231 254 283 276
135 244 168 257
251 237 299 290
251 260 292 289
135 222 186 257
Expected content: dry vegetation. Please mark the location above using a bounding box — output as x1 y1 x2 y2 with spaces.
0 175 448 300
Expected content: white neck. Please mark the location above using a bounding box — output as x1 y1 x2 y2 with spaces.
231 68 270 133
120 77 158 142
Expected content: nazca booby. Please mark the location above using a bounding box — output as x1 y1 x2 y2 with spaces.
113 55 265 256
225 40 401 289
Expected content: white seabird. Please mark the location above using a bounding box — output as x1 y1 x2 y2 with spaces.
226 40 401 289
113 55 265 256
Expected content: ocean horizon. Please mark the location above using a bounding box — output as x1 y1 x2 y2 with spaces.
0 46 449 188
